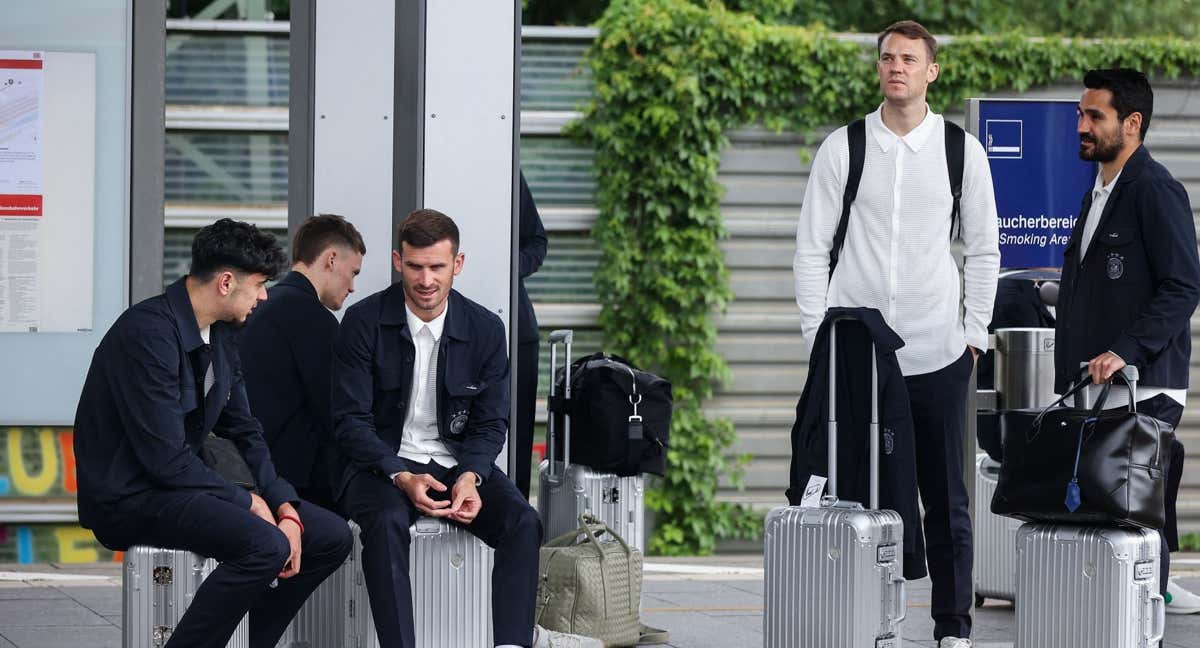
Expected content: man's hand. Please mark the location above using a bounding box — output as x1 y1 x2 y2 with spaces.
448 472 482 525
968 345 980 363
394 472 452 517
248 492 274 526
1087 351 1127 385
276 502 302 579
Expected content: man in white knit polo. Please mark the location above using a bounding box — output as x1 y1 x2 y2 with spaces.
792 20 1000 648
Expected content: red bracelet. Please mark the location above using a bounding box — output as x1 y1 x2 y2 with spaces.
279 513 305 535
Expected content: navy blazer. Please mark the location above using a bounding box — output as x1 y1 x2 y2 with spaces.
239 271 339 492
331 287 510 498
1055 146 1200 393
74 278 297 533
517 172 548 344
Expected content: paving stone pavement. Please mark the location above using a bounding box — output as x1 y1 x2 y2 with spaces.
2 557 1200 647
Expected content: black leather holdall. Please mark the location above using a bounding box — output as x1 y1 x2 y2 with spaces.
991 368 1174 530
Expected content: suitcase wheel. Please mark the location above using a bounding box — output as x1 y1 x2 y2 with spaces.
974 593 985 608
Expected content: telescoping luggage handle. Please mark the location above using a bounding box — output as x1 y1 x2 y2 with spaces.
826 316 880 510
1072 362 1138 410
546 329 574 482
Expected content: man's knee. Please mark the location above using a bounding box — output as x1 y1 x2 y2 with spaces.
229 526 290 579
511 503 542 546
359 507 415 549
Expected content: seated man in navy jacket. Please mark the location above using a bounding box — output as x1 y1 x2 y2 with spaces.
73 219 352 648
241 214 366 511
333 209 550 648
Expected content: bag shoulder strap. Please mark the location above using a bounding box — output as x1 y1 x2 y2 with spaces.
944 120 965 240
830 119 866 277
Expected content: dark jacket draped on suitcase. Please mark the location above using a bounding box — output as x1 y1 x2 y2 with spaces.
787 307 926 580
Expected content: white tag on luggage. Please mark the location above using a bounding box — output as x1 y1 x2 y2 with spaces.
800 476 828 507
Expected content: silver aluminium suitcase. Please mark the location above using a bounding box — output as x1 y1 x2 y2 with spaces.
408 516 495 647
764 319 906 648
123 546 249 648
281 518 494 648
537 329 647 552
972 453 1021 605
277 521 373 648
1015 523 1164 648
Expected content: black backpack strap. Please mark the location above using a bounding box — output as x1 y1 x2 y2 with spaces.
830 119 866 277
944 120 965 240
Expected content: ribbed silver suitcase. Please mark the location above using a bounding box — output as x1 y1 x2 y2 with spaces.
973 453 1020 605
408 516 495 647
281 518 494 648
276 521 373 648
1015 523 1164 648
763 319 906 648
537 329 647 552
123 546 249 648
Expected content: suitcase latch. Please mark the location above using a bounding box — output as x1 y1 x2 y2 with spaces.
153 626 172 646
875 636 898 648
1134 560 1155 581
876 544 897 564
605 487 620 504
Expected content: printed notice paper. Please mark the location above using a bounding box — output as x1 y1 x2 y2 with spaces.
0 51 44 216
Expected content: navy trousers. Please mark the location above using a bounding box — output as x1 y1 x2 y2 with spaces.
905 349 975 641
1111 393 1185 597
92 492 352 648
515 339 539 499
341 460 542 648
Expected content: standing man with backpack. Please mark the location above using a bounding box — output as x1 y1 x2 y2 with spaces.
792 20 1000 648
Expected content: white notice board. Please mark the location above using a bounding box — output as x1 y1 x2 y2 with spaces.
0 51 96 333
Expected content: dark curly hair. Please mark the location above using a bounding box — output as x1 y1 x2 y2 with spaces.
189 218 287 281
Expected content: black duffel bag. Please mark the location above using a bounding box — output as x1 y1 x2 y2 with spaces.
549 352 672 476
991 368 1174 529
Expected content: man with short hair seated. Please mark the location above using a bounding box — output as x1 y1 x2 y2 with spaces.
332 208 597 648
240 213 367 512
73 219 353 648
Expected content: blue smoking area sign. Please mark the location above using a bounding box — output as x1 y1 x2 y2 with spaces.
967 99 1097 268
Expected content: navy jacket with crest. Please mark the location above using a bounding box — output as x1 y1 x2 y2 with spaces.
1055 146 1200 394
331 286 510 498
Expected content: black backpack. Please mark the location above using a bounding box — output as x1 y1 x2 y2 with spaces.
829 118 966 275
548 353 672 477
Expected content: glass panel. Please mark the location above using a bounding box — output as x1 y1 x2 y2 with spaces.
165 32 289 106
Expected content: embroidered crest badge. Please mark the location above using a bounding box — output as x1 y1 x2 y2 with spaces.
1106 253 1124 280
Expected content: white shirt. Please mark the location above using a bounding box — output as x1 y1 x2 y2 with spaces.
1080 169 1186 407
794 105 1001 375
397 303 457 468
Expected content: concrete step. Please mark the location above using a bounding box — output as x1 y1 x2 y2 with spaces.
715 300 806 333
714 331 806 364
721 237 796 269
719 457 789 490
729 268 794 301
703 396 797 426
728 428 792 458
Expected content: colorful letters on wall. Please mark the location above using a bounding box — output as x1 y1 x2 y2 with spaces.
0 523 119 564
0 428 75 497
0 427 112 563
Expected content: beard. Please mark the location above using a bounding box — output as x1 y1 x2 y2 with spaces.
1079 130 1123 162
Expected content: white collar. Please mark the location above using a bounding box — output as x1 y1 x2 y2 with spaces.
405 301 448 341
868 103 940 154
1093 168 1123 197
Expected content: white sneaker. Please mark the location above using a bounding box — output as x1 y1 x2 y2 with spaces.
532 624 604 648
938 638 972 648
1166 578 1200 614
